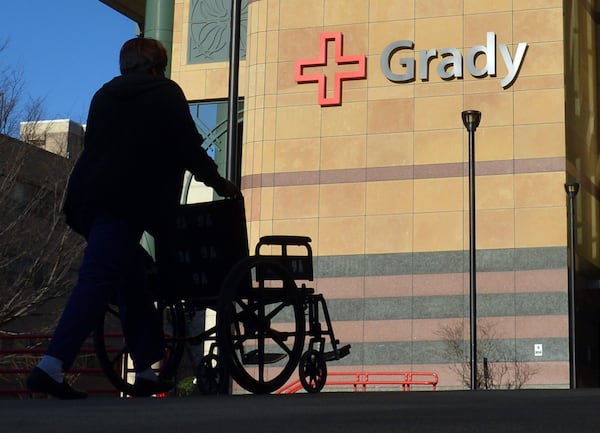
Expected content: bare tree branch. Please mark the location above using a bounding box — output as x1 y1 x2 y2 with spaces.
0 135 84 331
0 39 86 392
435 319 539 389
0 38 45 138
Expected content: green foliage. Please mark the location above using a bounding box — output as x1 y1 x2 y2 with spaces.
177 376 197 397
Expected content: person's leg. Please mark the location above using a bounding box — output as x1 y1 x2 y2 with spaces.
114 245 174 396
44 215 143 370
29 214 171 397
28 215 142 398
117 245 165 373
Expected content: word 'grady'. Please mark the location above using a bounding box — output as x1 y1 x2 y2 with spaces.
381 32 527 88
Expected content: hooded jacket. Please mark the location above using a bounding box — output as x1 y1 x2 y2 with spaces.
63 73 222 235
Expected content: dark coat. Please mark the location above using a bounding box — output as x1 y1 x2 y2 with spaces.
63 73 222 235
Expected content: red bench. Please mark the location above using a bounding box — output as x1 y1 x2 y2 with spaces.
277 371 439 394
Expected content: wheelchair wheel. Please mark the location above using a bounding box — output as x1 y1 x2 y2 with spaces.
218 256 306 394
94 301 185 396
299 349 327 393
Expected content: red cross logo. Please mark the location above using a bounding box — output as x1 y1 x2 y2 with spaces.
295 32 367 107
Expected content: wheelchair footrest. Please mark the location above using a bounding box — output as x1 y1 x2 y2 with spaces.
323 344 351 362
243 350 287 365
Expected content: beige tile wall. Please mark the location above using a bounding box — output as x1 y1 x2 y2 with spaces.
238 0 568 253
172 0 570 388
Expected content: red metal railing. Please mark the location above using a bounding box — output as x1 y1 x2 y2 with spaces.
3 335 440 397
0 333 119 397
277 371 439 394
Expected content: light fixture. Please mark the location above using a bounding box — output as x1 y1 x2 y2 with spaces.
565 182 580 196
462 110 481 132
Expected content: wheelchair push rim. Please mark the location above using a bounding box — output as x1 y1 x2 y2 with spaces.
217 256 306 394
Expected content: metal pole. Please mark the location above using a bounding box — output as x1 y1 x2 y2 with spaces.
227 0 242 186
468 126 477 390
144 0 175 77
222 0 243 394
565 182 579 389
462 110 481 391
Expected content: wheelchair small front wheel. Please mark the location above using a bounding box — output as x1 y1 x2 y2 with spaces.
195 353 229 395
299 349 327 393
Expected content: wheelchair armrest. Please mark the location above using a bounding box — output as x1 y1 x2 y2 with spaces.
258 235 312 247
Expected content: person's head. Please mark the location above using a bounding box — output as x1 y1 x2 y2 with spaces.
119 37 168 77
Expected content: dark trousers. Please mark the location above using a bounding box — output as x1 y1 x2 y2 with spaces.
47 213 165 372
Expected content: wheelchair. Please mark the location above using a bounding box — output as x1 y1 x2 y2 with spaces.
93 198 350 395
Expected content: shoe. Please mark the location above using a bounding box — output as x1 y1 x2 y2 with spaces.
131 377 175 397
26 367 88 399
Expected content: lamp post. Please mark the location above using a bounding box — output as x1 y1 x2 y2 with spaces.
564 181 579 389
462 110 481 390
227 0 243 187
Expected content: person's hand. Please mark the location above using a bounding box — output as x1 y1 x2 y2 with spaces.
213 177 240 198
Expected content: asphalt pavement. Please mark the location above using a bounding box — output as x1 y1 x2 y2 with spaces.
2 389 599 433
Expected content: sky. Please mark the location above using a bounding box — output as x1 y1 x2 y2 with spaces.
1 0 137 124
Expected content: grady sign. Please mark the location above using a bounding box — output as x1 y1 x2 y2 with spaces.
296 31 528 106
382 32 527 88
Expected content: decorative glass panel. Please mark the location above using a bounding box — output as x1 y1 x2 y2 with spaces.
188 0 248 64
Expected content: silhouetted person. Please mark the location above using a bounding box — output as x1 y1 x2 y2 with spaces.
27 37 238 399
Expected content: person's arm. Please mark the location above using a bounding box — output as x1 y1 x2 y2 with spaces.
165 82 240 198
203 175 240 198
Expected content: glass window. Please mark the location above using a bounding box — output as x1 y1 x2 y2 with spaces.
185 100 243 203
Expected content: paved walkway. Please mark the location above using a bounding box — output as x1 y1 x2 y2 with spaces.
2 389 599 433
